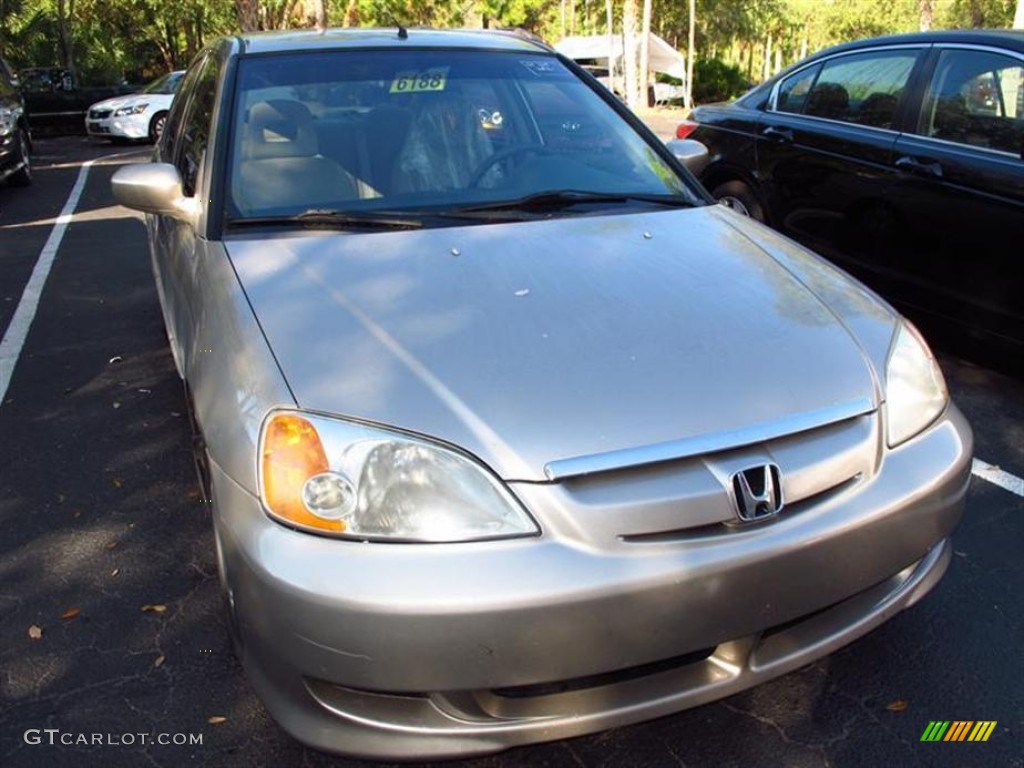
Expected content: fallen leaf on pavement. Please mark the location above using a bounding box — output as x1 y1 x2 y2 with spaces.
28 625 43 640
111 568 120 577
108 356 123 364
154 655 166 668
886 700 909 712
112 478 124 488
141 604 168 614
207 716 227 725
60 608 80 621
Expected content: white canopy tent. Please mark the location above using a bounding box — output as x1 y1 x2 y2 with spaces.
555 33 687 104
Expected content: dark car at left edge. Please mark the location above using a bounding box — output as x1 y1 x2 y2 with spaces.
0 54 31 187
680 30 1024 373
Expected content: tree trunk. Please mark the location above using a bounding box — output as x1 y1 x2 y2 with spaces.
639 0 652 108
622 0 640 108
56 0 76 78
311 0 327 29
606 0 615 92
236 0 260 32
1014 0 1024 29
343 0 360 27
155 26 175 72
762 31 773 82
561 0 566 38
686 0 695 110
919 0 933 31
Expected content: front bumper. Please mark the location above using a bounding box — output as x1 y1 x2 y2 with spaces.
212 407 971 759
85 112 148 139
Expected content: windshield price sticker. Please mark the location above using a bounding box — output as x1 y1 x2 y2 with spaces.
390 67 449 93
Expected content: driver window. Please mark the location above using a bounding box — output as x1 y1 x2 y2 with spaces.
176 56 222 197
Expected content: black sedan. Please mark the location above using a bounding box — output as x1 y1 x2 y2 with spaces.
682 30 1024 373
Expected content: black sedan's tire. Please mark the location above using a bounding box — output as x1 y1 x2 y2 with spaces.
711 180 765 222
9 130 32 186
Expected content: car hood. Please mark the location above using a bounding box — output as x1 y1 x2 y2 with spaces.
89 93 168 111
227 206 883 482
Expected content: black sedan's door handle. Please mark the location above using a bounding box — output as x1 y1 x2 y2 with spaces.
761 126 794 143
895 155 943 178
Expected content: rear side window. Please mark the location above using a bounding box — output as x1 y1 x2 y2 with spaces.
919 49 1024 155
783 51 917 129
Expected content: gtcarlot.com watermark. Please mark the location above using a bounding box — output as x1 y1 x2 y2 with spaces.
24 729 203 746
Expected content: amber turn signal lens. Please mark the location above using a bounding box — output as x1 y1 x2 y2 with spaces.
262 414 343 532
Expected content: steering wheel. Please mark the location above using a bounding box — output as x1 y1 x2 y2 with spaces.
468 144 552 188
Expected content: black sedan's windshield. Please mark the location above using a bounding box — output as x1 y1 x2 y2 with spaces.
227 49 698 221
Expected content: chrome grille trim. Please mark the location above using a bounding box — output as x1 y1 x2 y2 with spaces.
543 396 876 481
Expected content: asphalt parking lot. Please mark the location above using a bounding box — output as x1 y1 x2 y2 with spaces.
1 136 1022 768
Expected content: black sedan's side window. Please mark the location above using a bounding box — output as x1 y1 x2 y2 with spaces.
778 51 917 130
919 49 1024 155
776 65 820 115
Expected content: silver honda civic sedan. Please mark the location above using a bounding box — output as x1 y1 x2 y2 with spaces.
111 28 972 760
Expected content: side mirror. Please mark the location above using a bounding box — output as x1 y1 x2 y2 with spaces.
665 138 710 177
111 163 199 224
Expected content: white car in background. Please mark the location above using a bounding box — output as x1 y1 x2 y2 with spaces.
86 70 184 143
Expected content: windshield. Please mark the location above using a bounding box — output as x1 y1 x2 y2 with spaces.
142 71 183 95
227 49 697 221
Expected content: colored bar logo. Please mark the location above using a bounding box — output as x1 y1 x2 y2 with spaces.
921 721 997 742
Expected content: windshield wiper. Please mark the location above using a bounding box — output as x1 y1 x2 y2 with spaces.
228 209 425 230
455 190 694 215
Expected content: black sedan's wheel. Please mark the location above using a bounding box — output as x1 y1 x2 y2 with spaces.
9 130 32 186
149 111 168 144
712 180 764 222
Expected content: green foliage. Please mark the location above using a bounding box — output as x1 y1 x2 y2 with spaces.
692 57 749 103
2 0 1019 101
943 0 1015 27
1 0 235 82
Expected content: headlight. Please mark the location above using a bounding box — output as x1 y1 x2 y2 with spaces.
113 103 148 117
258 411 539 542
884 322 948 446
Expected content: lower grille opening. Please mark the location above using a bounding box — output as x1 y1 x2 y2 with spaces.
492 647 715 699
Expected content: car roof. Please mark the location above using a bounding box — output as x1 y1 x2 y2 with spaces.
809 29 1024 59
728 28 1024 106
234 27 553 56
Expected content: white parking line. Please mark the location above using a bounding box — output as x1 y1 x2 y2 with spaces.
972 459 1024 498
0 160 95 405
